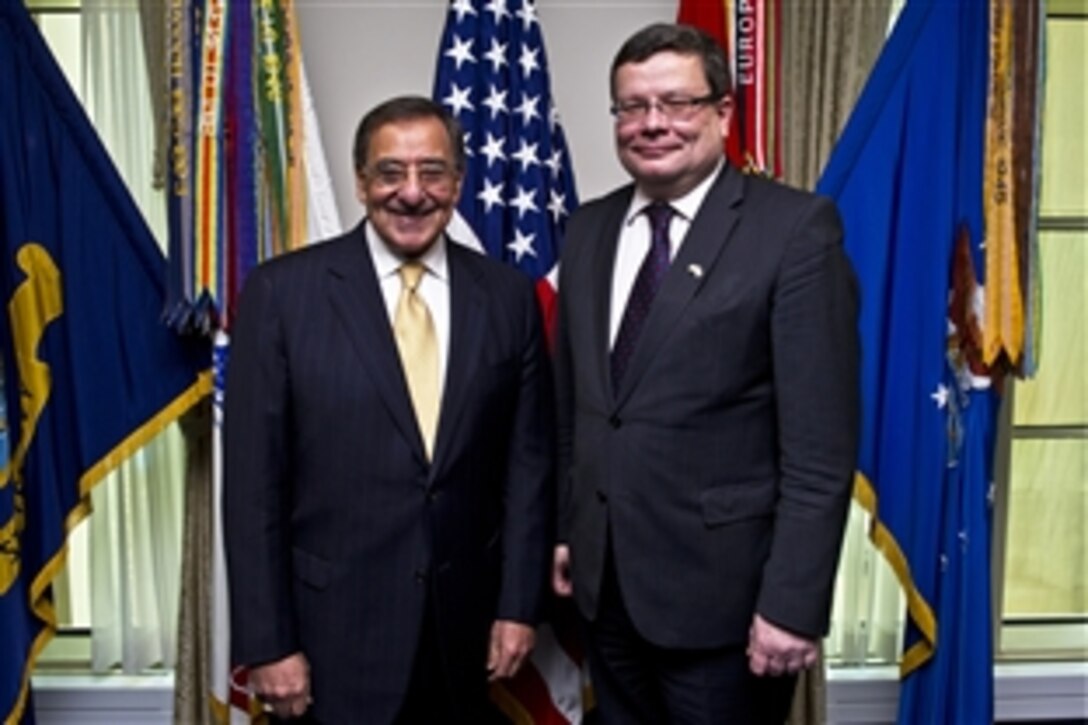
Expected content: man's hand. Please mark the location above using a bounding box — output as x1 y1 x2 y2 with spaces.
551 544 573 597
487 620 535 682
249 652 312 719
746 614 818 677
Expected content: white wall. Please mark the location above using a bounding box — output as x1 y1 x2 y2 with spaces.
295 0 675 228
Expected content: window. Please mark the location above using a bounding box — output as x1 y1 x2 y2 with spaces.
998 9 1088 657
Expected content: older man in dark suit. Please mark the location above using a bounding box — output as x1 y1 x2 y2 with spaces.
551 23 860 724
224 96 554 723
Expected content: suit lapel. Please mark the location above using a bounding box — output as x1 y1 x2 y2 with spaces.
431 242 487 470
614 166 744 407
325 223 427 460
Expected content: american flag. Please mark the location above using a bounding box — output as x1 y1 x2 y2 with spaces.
432 1 585 723
433 0 578 337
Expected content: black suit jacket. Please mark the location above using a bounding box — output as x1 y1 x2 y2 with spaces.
224 222 554 722
555 165 859 649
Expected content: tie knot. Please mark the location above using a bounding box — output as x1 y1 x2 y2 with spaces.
644 202 674 238
399 261 426 291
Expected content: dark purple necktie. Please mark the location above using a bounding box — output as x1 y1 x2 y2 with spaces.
611 202 675 393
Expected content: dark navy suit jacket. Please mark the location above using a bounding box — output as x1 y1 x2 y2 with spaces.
556 165 860 647
224 222 554 722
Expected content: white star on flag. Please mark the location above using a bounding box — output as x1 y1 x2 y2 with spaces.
479 132 506 168
484 38 508 73
482 84 509 119
508 184 538 219
484 0 510 23
477 178 505 213
931 383 950 409
444 35 475 70
443 83 474 116
511 138 540 171
516 92 541 125
451 0 477 22
514 1 538 31
508 228 537 261
545 147 564 176
548 188 567 224
519 43 540 77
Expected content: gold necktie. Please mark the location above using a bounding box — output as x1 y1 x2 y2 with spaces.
394 261 439 459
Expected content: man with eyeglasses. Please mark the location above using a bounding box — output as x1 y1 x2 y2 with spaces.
551 23 860 724
224 95 554 723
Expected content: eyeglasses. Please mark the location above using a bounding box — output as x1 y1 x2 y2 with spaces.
365 160 457 191
610 94 721 123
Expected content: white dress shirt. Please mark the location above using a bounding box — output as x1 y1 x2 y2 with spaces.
608 160 725 347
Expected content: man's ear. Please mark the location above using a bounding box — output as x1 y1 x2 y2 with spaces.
716 95 734 141
449 173 464 205
355 172 367 204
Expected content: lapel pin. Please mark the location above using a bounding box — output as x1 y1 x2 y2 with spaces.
687 263 704 279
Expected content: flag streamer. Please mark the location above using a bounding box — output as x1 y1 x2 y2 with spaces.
181 2 343 719
166 0 323 335
678 0 782 177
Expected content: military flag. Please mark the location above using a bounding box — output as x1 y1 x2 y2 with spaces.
816 0 1043 721
165 0 340 335
0 1 211 720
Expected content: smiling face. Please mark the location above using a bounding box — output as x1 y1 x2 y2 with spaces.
356 116 463 259
612 51 732 200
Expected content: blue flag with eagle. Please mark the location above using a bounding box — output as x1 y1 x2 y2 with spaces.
816 0 1029 721
0 1 211 721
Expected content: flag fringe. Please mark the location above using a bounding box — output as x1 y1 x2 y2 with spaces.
853 472 937 677
2 371 212 725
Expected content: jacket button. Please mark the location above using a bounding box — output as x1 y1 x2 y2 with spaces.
596 490 607 503
415 568 428 583
609 415 621 429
